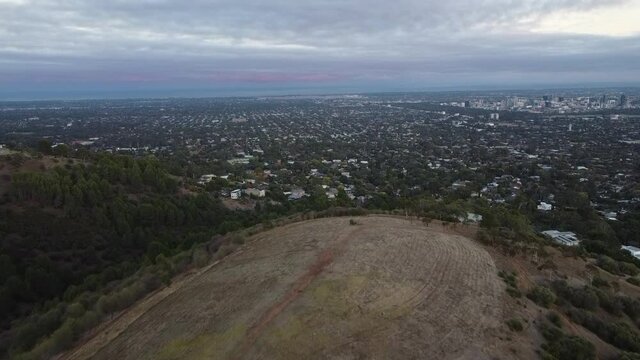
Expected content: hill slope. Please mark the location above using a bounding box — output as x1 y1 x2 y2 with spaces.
0 152 256 358
63 216 505 360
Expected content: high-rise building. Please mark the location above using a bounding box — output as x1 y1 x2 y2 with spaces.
620 94 628 108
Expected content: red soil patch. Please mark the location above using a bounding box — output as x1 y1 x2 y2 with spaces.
231 227 360 359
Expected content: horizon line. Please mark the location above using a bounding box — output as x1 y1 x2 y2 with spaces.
1 84 640 103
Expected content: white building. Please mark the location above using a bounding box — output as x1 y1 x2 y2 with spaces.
622 246 640 259
325 188 339 199
230 189 242 200
541 230 580 246
288 188 306 200
198 174 217 185
228 157 251 165
245 188 266 198
458 212 483 224
537 202 553 211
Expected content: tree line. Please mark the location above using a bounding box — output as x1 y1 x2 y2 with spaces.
0 153 261 358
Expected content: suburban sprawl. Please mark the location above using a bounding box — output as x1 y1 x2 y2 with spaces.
1 89 640 359
1 90 638 242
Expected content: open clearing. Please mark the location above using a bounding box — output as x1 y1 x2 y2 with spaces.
63 216 505 360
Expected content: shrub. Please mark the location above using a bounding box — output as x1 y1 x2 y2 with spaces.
141 274 162 293
349 219 358 225
230 235 245 245
609 322 640 353
575 287 600 310
597 255 621 274
506 318 523 332
96 279 149 315
540 323 595 360
498 270 521 297
591 277 609 288
9 304 65 354
214 243 238 260
73 310 101 336
627 277 640 287
543 334 595 360
506 287 522 298
620 262 640 276
528 286 556 308
17 310 102 360
619 352 640 360
262 219 274 229
476 229 493 244
551 281 598 310
66 303 85 318
170 252 192 273
568 308 640 353
547 312 562 328
595 255 639 276
594 289 623 316
191 247 210 268
498 270 517 288
621 297 640 320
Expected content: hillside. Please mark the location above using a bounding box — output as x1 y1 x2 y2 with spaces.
4 151 640 360
0 152 259 358
63 216 506 360
57 215 640 360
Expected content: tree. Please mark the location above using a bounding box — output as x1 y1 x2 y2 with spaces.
52 144 70 157
0 254 16 283
336 188 352 207
37 140 52 155
481 211 499 229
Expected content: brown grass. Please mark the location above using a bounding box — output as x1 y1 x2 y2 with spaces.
61 216 504 360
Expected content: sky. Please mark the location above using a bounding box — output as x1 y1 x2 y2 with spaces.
1 0 640 99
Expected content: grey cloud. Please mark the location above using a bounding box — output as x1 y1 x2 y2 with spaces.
0 0 638 97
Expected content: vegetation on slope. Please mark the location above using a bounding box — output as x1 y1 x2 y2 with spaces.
1 143 640 359
0 152 262 358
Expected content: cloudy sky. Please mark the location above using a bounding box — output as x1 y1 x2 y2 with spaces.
1 0 639 99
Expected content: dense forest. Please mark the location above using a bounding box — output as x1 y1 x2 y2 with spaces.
0 151 263 358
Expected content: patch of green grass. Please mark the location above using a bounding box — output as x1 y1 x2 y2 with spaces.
527 286 556 308
547 311 562 328
627 277 640 287
157 324 247 360
499 270 521 298
506 287 522 298
506 318 524 332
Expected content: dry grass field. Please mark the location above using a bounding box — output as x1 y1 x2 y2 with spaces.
62 216 507 360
